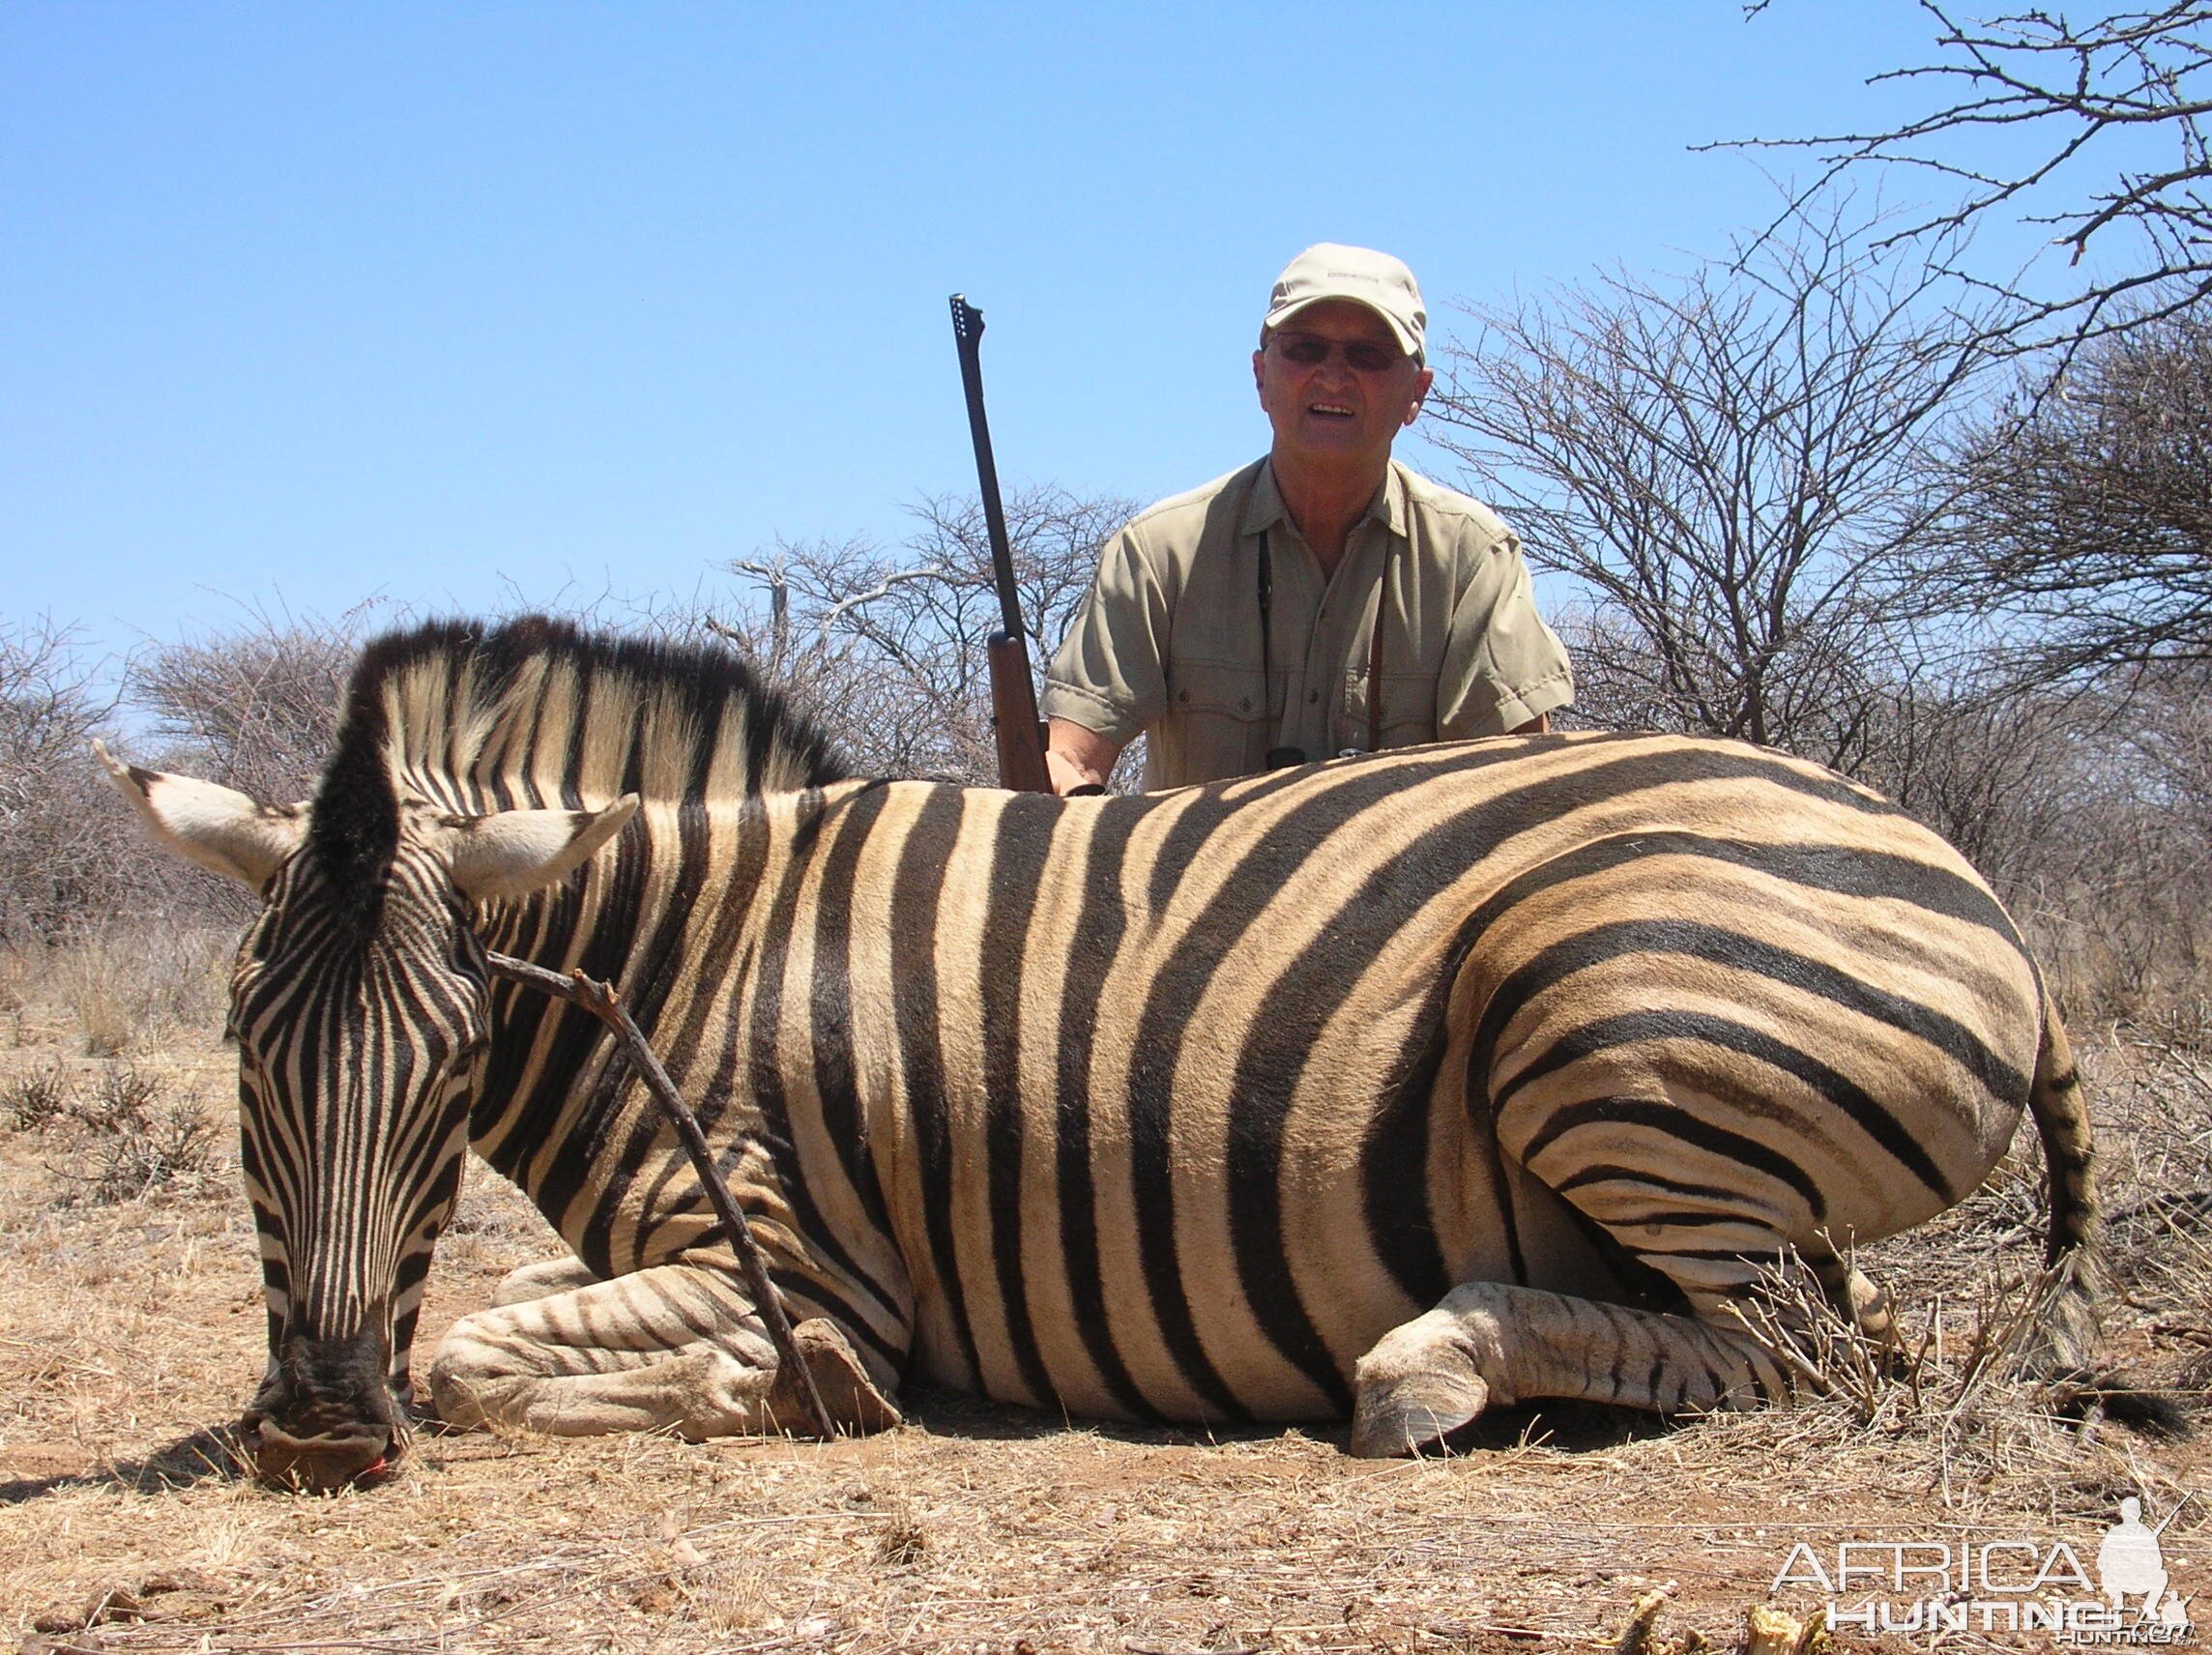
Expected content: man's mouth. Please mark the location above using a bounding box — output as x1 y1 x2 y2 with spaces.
1309 402 1356 420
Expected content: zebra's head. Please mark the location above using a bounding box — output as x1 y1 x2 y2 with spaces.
97 740 636 1491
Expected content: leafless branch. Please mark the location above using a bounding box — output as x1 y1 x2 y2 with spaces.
1429 202 1994 767
1720 3 2212 355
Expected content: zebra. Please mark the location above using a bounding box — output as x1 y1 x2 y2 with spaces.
102 616 2100 1491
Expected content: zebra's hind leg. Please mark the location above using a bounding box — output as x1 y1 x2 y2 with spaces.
426 1262 901 1440
1347 1281 1809 1458
490 1255 601 1306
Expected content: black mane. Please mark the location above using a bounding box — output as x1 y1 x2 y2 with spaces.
306 616 852 920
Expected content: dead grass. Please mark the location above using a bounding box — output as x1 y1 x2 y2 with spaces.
3 972 2211 1651
2 922 234 1058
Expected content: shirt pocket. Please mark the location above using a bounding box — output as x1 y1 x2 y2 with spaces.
1341 669 1437 752
1167 658 1272 780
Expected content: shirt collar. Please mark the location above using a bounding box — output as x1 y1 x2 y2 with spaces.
1244 458 1409 542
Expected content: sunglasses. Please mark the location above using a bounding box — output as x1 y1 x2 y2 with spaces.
1268 334 1410 373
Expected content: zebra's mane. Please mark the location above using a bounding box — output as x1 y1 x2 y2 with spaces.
306 617 852 914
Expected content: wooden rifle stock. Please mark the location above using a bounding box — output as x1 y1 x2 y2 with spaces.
950 292 1056 794
987 633 1052 794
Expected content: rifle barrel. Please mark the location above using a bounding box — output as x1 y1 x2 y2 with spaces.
949 295 1026 641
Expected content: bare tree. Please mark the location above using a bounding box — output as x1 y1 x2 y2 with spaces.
1730 2 2212 353
720 484 1140 785
1918 305 2212 681
0 619 131 943
131 609 365 805
1428 208 1990 770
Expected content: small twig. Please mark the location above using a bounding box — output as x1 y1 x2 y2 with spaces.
482 949 837 1441
1614 1583 1675 1655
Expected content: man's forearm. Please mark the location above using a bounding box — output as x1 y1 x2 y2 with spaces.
1046 717 1124 795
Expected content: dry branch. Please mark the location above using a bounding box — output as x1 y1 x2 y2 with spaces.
480 949 835 1441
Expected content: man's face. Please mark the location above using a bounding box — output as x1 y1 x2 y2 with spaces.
1252 300 1434 477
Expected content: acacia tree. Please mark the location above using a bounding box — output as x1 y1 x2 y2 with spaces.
719 484 1138 785
1733 3 2212 353
1917 306 2212 681
1427 209 1989 771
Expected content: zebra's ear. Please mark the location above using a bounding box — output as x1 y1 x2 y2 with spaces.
440 795 640 903
94 740 307 889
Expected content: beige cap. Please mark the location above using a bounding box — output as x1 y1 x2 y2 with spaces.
1263 243 1428 363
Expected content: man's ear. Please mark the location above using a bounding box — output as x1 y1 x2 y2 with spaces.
436 795 641 903
95 740 307 889
1404 364 1436 425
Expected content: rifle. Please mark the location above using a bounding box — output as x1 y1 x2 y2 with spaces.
948 294 1053 794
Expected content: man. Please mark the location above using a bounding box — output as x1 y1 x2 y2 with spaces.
1040 244 1572 795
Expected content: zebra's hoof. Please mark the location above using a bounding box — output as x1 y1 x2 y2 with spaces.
769 1319 903 1438
1348 1374 1491 1458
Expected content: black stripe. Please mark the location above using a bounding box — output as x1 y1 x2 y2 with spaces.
1472 828 2022 949
1499 911 2030 1114
1552 1163 1765 1205
888 785 983 1388
976 794 1062 1409
1493 917 1969 1204
1050 802 1161 1419
1360 1009 1456 1308
802 784 899 1244
631 805 772 1228
735 795 905 1318
1517 1092 1829 1219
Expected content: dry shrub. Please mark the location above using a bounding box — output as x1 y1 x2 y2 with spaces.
74 1062 163 1134
66 1100 219 1205
2 1061 72 1130
45 1064 221 1205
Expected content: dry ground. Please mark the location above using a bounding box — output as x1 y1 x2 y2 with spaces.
4 943 2211 1654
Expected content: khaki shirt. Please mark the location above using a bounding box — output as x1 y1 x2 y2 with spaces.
1041 458 1574 790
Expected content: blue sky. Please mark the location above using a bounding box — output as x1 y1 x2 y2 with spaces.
0 3 2146 666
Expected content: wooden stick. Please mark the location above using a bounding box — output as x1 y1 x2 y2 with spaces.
482 949 837 1441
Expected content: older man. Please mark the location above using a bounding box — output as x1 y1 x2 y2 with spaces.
1041 244 1572 794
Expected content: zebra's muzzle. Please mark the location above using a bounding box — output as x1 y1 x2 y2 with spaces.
244 1413 401 1494
245 1324 408 1492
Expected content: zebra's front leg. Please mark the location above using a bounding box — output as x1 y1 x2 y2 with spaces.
1349 1282 1805 1458
427 1260 902 1440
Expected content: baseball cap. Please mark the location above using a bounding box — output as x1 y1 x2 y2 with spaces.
1263 244 1428 364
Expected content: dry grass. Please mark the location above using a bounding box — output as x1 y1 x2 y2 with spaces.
3 923 235 1058
3 946 2210 1652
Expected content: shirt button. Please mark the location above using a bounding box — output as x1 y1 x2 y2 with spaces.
1239 697 1251 711
1308 690 1320 704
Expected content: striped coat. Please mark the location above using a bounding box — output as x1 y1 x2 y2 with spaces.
103 619 2097 1488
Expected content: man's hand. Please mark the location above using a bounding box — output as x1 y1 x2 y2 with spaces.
1046 718 1122 796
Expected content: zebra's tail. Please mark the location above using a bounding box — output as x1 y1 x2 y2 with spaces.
2021 1000 2190 1435
2023 995 2104 1378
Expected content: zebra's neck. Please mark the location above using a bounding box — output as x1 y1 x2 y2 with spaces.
461 783 883 1280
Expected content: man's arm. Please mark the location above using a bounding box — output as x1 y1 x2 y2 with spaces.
1435 533 1575 740
1046 717 1124 796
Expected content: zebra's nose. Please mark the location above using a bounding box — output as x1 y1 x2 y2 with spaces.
246 1414 400 1493
246 1322 406 1492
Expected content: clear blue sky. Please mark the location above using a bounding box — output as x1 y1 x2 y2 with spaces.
0 3 2126 665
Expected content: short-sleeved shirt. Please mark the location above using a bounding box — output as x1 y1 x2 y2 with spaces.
1041 457 1574 790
